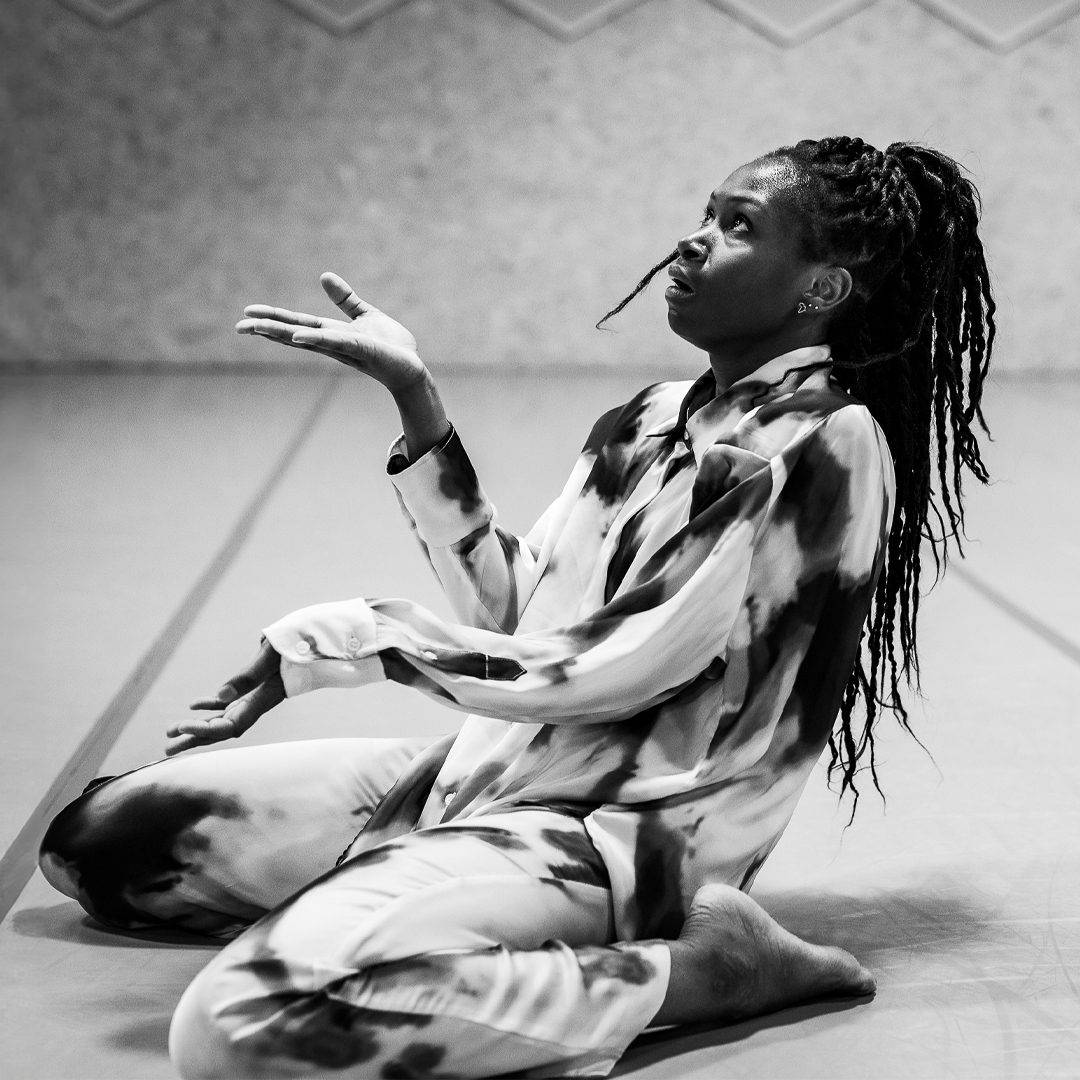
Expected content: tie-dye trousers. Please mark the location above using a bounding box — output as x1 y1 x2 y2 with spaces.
38 738 671 1078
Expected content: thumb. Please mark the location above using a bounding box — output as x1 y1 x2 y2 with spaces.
321 272 371 320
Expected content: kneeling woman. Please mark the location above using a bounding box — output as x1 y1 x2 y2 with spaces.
40 137 994 1079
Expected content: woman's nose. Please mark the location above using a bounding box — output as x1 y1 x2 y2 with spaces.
677 233 707 261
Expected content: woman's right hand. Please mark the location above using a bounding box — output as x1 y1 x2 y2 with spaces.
236 272 427 395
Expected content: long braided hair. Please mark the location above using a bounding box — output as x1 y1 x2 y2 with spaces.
599 137 996 809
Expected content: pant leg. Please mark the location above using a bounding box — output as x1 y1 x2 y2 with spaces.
169 809 671 1079
38 737 433 937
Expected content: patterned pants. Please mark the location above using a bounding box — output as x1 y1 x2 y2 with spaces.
38 739 670 1079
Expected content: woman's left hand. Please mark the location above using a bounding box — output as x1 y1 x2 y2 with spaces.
165 639 284 756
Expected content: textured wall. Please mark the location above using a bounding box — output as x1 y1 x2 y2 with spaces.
1 0 1078 372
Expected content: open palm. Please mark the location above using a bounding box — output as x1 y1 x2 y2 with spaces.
236 272 426 393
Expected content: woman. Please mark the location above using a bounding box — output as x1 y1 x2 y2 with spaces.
39 136 994 1079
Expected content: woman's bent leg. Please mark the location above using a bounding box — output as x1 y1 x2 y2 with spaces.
169 810 670 1079
38 737 433 937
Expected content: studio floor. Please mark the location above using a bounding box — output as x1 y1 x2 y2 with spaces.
1 368 1078 1079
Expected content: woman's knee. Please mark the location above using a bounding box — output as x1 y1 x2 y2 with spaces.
168 980 232 1080
170 971 314 1079
38 777 126 911
169 944 453 1080
38 770 254 934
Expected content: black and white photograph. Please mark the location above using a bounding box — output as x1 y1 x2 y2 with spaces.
1 1 1079 1077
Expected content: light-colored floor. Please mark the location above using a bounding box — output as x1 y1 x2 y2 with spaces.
1 370 1078 1078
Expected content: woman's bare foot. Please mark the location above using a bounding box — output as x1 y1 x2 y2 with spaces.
651 883 876 1027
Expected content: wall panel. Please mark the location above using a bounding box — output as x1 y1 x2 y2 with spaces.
1 0 1077 372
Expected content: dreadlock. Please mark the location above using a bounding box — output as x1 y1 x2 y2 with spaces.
597 137 995 813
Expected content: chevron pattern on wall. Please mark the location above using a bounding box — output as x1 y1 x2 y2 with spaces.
54 0 168 27
275 0 416 34
704 0 878 47
913 0 1080 52
493 0 654 41
50 0 1080 50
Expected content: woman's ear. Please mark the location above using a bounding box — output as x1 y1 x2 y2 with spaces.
803 266 852 314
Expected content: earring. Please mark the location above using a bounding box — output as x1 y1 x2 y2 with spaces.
797 302 808 314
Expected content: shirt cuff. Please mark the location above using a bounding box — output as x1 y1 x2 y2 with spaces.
387 425 494 548
262 599 387 697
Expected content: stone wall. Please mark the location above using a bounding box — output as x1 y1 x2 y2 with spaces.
1 0 1078 372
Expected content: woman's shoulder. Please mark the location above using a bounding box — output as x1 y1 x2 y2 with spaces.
815 394 889 449
808 398 895 492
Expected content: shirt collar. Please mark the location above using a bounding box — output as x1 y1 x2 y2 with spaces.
663 345 832 461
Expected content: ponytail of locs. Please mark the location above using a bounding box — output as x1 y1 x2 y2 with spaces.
598 137 996 813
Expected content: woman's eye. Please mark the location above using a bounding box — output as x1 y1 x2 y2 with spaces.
729 214 750 232
700 207 714 226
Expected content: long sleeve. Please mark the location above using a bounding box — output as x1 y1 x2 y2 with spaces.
262 439 776 726
386 427 590 635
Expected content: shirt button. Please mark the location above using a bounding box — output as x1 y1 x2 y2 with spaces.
443 790 456 805
295 640 311 655
346 636 361 653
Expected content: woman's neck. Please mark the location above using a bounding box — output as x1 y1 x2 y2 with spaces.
708 328 827 392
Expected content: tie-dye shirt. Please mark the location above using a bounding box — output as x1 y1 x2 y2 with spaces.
264 345 895 940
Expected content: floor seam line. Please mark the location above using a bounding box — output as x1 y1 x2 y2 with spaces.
0 375 343 924
948 561 1080 668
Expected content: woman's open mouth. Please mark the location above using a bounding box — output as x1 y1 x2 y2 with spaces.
665 266 694 301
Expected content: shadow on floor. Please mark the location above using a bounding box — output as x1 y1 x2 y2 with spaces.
105 1012 176 1055
12 901 221 949
752 878 1002 959
614 879 1003 1076
613 995 874 1076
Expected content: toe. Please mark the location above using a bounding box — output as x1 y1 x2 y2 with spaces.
818 945 876 998
852 961 877 997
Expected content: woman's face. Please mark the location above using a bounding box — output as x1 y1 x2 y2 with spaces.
665 158 819 355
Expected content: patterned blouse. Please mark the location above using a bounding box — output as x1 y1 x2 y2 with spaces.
264 345 895 941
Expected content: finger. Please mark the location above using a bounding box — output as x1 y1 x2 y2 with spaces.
188 641 280 711
188 695 233 711
165 734 201 756
189 681 245 710
164 715 236 756
165 729 228 756
290 326 376 360
167 715 225 737
242 304 327 328
235 317 309 340
236 322 340 363
259 337 338 361
288 329 382 371
321 272 372 320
